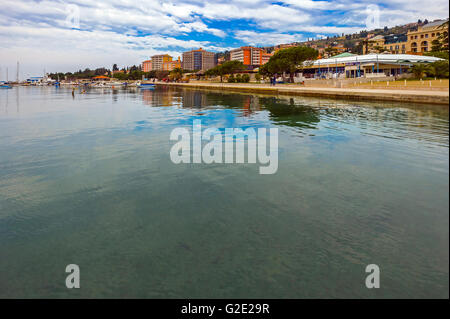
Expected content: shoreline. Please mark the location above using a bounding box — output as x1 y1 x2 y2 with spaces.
157 82 449 105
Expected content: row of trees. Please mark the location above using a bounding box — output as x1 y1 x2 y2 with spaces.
259 46 319 82
204 47 319 83
205 61 246 82
48 67 110 80
411 60 449 79
48 65 143 81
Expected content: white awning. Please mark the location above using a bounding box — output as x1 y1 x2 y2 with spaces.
310 54 443 66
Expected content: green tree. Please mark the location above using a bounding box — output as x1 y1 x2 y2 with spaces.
264 46 318 82
205 61 245 82
258 63 270 77
424 51 449 60
437 21 449 51
430 60 449 78
169 67 184 81
411 63 432 79
113 72 128 80
431 39 443 52
128 70 143 80
241 74 250 83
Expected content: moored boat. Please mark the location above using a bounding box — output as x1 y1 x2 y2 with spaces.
136 82 155 89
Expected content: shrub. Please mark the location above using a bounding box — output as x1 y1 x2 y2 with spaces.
235 74 242 83
227 75 235 83
241 74 250 83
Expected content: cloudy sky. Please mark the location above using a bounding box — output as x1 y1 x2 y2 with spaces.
0 0 448 79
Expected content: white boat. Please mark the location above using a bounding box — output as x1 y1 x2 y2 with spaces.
106 82 125 87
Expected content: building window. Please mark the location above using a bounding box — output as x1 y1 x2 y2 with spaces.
415 35 418 39
420 34 424 38
411 36 414 40
425 34 428 38
432 33 435 37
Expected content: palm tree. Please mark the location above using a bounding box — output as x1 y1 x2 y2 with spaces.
411 63 431 79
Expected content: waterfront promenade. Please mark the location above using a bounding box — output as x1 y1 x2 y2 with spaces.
158 82 449 105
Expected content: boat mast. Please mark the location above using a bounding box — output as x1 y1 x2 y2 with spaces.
16 61 19 83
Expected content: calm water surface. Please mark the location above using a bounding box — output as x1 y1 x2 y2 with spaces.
0 86 448 298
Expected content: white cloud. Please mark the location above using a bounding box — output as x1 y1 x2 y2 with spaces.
0 24 229 77
0 0 448 76
234 31 304 46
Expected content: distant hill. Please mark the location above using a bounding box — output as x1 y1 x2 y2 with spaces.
220 18 447 57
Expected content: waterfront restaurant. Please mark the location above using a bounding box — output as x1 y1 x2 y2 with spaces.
302 53 443 79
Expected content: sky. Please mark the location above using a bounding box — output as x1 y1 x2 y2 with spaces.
0 0 448 79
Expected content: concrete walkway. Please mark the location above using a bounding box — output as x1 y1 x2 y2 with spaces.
157 82 449 105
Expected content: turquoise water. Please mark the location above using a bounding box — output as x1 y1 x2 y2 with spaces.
0 86 448 298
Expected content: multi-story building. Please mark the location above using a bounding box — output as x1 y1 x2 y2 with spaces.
365 35 386 53
162 57 182 71
182 48 216 71
261 52 273 65
151 54 173 71
407 19 448 53
142 60 152 72
364 19 448 54
383 34 408 54
230 46 268 67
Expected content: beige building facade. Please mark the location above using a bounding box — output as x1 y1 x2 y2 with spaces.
182 48 216 71
364 19 448 55
151 54 173 71
407 19 448 53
